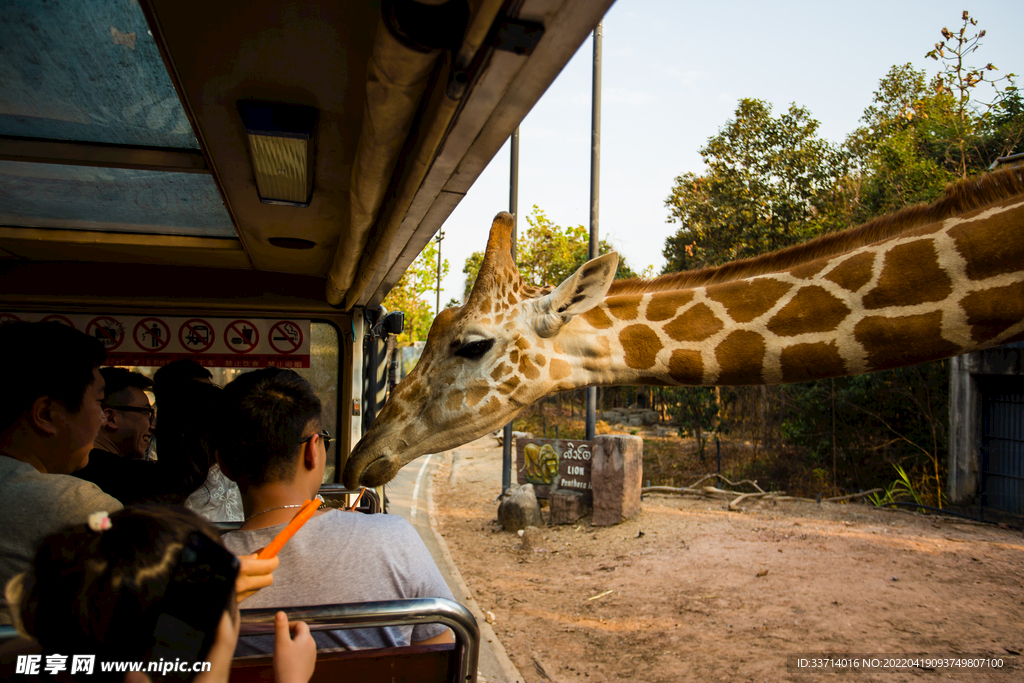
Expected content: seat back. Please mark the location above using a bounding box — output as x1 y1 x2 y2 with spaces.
234 597 478 683
231 643 455 683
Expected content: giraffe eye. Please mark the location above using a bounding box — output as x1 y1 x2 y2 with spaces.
454 339 494 360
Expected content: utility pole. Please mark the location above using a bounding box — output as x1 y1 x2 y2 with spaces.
586 21 602 442
501 127 520 497
434 230 445 315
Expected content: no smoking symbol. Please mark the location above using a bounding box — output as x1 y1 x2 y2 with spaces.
87 316 125 350
134 318 170 353
269 321 303 354
179 319 215 353
226 320 259 354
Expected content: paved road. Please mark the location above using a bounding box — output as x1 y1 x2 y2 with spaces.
384 452 522 683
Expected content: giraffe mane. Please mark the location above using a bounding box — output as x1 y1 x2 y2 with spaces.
608 166 1024 295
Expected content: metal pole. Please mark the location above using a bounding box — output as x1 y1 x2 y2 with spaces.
501 128 520 496
585 22 602 442
434 230 445 316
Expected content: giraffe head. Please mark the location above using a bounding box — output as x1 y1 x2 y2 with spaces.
343 211 618 487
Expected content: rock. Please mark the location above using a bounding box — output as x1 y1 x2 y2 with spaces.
495 429 535 447
498 484 542 531
549 490 590 525
520 525 543 551
591 435 643 527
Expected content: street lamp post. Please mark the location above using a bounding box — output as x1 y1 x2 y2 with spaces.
435 230 445 315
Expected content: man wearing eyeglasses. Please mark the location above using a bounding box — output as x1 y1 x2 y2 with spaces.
96 367 155 460
75 368 181 505
219 367 455 654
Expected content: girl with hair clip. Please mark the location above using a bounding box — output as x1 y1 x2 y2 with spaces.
3 505 315 683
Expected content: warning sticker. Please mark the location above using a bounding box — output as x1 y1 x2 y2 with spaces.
179 319 215 353
134 318 171 353
269 320 303 354
41 314 76 328
2 314 310 368
225 320 259 354
87 316 125 351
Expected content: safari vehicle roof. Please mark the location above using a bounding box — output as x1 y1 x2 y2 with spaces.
0 0 613 312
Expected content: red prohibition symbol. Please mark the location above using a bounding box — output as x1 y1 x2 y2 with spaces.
179 319 216 353
225 320 259 354
87 316 125 350
41 314 76 329
269 320 303 354
134 318 171 353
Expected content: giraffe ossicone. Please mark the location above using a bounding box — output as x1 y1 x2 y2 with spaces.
343 168 1024 488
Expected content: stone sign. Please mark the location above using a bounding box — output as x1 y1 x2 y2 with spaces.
516 438 593 502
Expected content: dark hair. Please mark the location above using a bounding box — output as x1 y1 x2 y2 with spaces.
153 360 212 396
100 367 153 402
154 380 223 499
219 368 321 486
0 322 106 433
7 506 229 674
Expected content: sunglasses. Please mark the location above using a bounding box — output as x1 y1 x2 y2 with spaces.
299 430 333 451
105 405 155 421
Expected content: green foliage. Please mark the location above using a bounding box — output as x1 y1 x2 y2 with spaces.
461 206 640 301
925 10 1020 177
665 386 726 462
663 98 851 272
461 250 485 303
382 239 448 343
774 363 949 505
846 11 1021 220
846 64 956 218
868 464 931 513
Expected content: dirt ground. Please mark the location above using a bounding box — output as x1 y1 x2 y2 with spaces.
431 437 1024 683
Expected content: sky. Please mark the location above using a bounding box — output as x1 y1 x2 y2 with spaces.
434 0 1023 305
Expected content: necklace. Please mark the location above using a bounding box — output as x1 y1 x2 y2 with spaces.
245 496 324 522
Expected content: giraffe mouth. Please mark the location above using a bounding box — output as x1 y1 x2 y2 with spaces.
343 447 400 489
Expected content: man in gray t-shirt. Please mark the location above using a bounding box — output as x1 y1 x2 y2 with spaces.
224 508 452 653
218 368 454 654
0 322 121 625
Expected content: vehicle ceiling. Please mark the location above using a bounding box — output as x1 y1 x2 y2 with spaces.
0 0 613 310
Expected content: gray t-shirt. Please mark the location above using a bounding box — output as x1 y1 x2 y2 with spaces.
223 508 454 654
0 455 122 625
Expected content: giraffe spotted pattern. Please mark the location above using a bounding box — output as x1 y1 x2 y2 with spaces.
344 169 1024 488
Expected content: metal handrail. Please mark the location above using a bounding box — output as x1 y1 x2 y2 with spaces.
240 597 479 683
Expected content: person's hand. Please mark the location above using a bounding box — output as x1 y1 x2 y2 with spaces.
235 553 279 603
273 611 316 683
194 610 240 683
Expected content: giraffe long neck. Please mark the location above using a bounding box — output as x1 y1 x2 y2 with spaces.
562 192 1024 388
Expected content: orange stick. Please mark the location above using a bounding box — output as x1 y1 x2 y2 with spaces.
346 488 367 511
257 498 320 559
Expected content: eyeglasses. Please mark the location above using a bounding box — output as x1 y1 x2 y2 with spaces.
300 430 333 451
105 405 155 421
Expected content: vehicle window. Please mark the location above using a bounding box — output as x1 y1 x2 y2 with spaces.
125 321 340 482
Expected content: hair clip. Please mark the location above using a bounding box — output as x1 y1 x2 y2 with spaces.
88 512 112 533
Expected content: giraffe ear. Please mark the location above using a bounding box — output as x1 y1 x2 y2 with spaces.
531 252 619 338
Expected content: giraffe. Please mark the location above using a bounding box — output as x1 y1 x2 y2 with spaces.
343 167 1024 488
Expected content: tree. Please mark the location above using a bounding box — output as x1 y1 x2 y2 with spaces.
925 10 1020 177
666 386 725 463
845 64 956 219
461 205 640 301
382 240 448 343
845 12 1022 229
663 99 850 273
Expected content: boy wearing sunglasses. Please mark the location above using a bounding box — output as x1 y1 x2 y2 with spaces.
217 368 454 654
